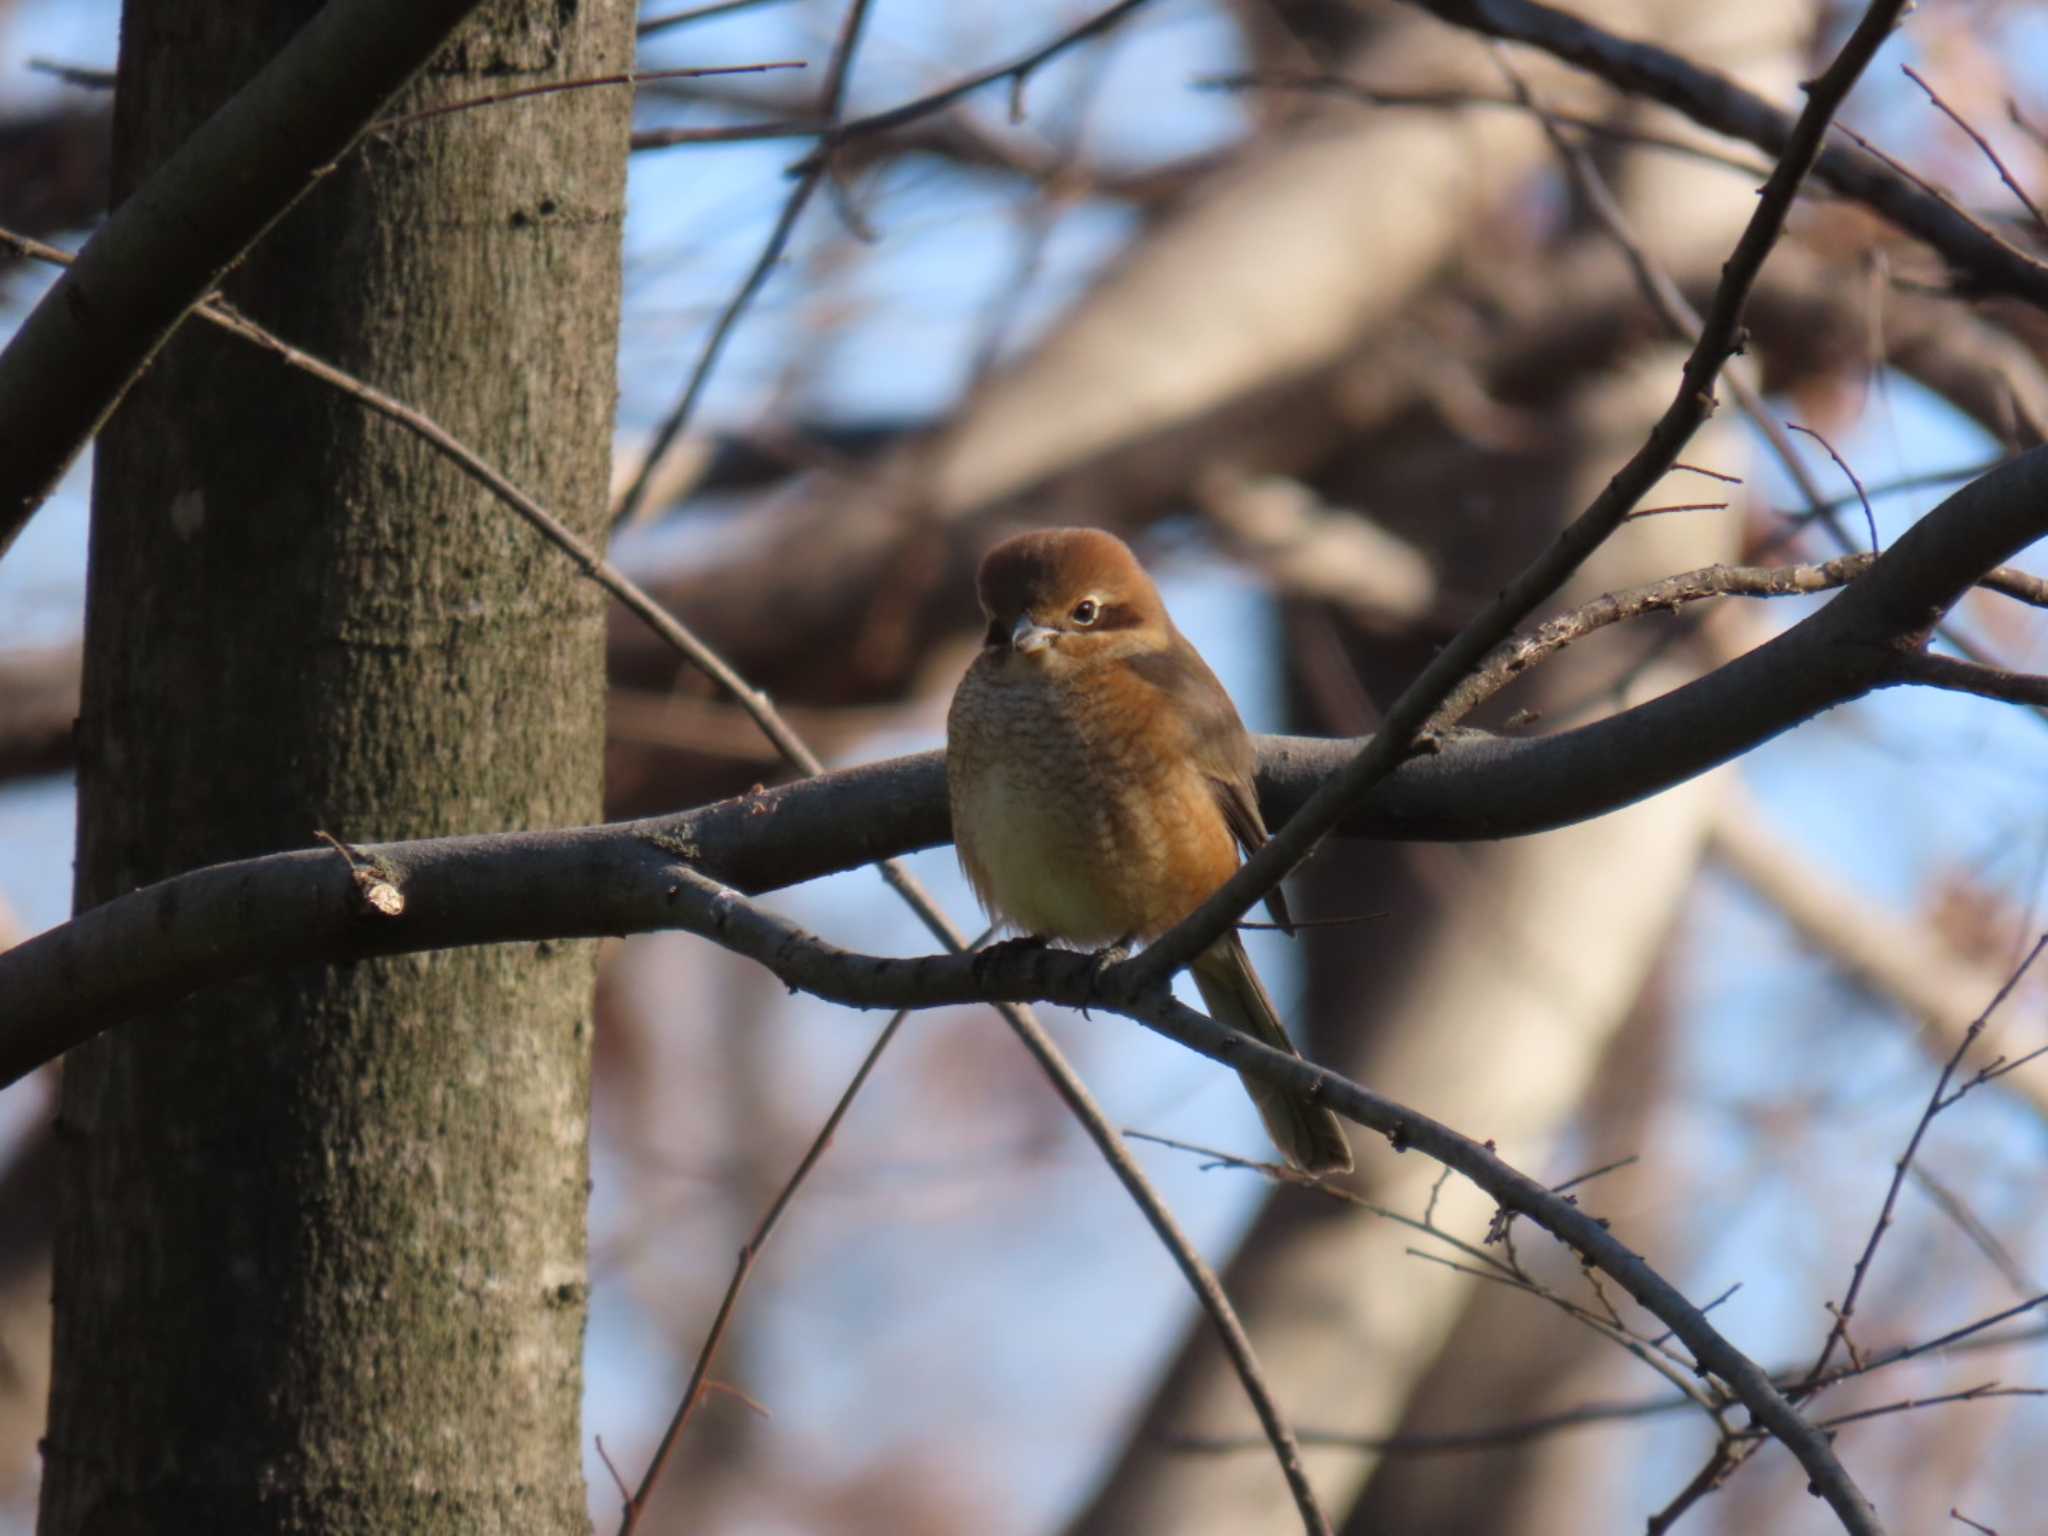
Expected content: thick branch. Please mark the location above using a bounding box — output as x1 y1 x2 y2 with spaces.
0 0 491 557
1 447 2044 1084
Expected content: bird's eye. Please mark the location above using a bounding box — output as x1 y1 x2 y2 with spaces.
1070 598 1100 626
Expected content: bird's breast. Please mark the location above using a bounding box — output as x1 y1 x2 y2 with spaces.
946 659 1238 944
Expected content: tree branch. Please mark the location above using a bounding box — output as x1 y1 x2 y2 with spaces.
1889 649 2048 707
0 0 492 558
1430 553 2025 728
1124 0 1917 991
571 865 1894 1536
3 443 2045 1085
1405 0 2048 307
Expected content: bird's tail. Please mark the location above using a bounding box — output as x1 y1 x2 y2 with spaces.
1191 935 1353 1175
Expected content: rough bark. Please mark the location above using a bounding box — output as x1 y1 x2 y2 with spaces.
36 2 631 1532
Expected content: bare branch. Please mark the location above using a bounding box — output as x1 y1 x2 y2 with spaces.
1902 64 2048 240
1405 0 2048 306
1127 0 1918 997
1436 555 1868 728
601 865 1884 1534
0 0 495 558
1197 69 1774 179
5 443 2047 1082
610 0 1168 524
1713 790 2048 1124
1890 650 2048 707
618 1008 912 1532
636 0 795 39
1804 935 2048 1387
1 221 1338 1534
607 0 879 528
374 61 809 134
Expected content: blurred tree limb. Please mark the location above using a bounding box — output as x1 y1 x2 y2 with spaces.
2 438 2044 1084
0 0 492 557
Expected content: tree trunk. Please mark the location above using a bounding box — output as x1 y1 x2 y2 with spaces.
38 2 631 1531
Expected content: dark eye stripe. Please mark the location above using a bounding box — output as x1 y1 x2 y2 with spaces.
1090 602 1144 632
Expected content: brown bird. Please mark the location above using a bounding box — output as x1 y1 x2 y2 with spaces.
946 527 1352 1174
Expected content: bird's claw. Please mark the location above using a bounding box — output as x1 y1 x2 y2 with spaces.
972 933 1051 984
1078 935 1136 1017
1091 937 1134 970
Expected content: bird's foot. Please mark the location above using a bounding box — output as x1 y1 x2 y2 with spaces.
972 933 1052 984
1079 935 1138 1017
1091 936 1135 969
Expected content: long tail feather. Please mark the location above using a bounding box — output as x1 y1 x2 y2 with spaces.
1190 935 1352 1174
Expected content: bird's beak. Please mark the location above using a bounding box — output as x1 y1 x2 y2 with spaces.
1010 615 1056 655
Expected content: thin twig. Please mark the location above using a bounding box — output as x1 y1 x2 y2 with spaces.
1804 935 2048 1389
612 0 1166 522
1834 119 2008 253
593 1435 632 1505
617 1008 912 1532
2011 97 2048 154
1903 64 2048 239
1195 69 1774 180
1646 1444 1739 1536
1785 460 2006 528
375 61 808 133
629 118 820 150
1892 651 2048 708
1176 1296 2048 1459
1786 422 1880 554
1168 1390 1698 1457
1625 500 1730 519
1857 1292 2048 1376
1647 1282 1740 1351
637 0 796 38
607 0 882 529
1800 1382 2042 1434
1432 554 1865 731
1412 1246 1726 1412
1395 0 2048 309
25 57 115 89
787 0 1153 171
1551 1153 1639 1196
1493 46 1865 559
1126 1132 1734 1422
607 165 827 527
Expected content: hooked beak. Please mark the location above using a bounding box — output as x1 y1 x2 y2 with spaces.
1010 614 1056 655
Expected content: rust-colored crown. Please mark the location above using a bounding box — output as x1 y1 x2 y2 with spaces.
975 527 1161 626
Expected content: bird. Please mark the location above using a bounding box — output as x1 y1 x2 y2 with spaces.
945 527 1353 1174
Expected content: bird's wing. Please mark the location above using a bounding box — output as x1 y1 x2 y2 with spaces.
1210 773 1294 935
1123 636 1294 934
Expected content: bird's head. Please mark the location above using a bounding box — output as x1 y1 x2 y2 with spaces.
973 528 1170 676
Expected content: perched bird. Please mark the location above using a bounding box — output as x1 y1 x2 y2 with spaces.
946 527 1353 1174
